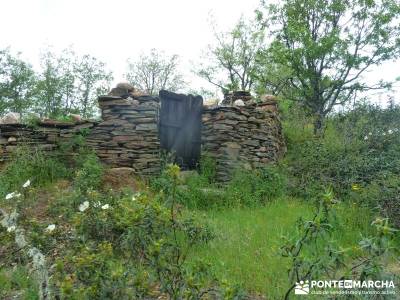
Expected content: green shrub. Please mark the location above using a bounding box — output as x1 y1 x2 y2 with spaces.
0 266 39 300
57 128 92 168
281 189 398 298
158 164 287 210
0 147 68 196
176 173 223 209
199 153 217 184
54 242 152 299
73 152 103 193
355 175 400 228
283 103 400 199
224 166 287 207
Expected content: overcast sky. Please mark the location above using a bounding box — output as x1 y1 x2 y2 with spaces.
1 0 399 103
0 0 259 94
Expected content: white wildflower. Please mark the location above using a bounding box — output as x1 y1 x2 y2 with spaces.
45 224 56 233
5 192 21 199
388 129 393 135
368 132 372 135
5 192 17 200
94 201 102 208
364 136 368 140
79 201 90 212
383 132 386 136
132 192 141 201
101 204 110 210
22 179 31 188
7 225 16 232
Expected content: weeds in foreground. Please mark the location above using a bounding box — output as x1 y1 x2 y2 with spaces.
281 189 398 299
1 161 247 299
152 161 287 210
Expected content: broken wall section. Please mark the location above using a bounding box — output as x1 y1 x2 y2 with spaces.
0 121 96 162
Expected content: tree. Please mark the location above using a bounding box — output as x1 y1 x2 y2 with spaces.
253 48 294 96
197 18 265 94
74 54 113 117
35 47 113 118
35 47 76 117
125 49 185 95
257 0 400 134
0 48 36 115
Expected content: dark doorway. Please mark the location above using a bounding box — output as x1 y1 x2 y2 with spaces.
159 90 203 169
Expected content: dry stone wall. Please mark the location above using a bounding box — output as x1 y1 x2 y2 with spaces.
0 95 161 177
202 100 286 181
86 95 160 176
0 121 96 162
0 90 285 182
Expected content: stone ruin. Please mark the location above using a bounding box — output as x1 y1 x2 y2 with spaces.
202 92 285 181
87 87 160 176
0 86 286 181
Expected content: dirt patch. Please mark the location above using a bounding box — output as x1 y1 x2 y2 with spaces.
21 180 71 221
101 167 140 191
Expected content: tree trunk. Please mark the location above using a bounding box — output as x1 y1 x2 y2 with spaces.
313 113 325 136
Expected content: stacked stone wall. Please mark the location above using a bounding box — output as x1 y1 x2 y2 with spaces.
0 93 285 181
0 95 161 176
201 100 285 181
86 95 160 175
0 121 96 162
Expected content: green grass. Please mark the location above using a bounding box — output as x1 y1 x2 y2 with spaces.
192 198 374 299
0 266 39 299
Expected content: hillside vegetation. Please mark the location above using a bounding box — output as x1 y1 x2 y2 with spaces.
1 102 399 299
1 0 400 298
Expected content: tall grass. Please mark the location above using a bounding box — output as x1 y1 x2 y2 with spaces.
0 266 38 299
157 165 288 210
192 198 374 299
0 146 68 197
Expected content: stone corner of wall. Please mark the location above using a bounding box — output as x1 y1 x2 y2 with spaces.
201 101 286 181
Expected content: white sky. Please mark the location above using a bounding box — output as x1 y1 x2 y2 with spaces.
0 0 259 94
0 0 399 103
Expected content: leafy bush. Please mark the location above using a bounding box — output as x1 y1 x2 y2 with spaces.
0 128 95 197
224 166 287 207
0 266 39 300
199 153 217 184
54 242 151 299
57 128 92 168
175 174 223 209
284 103 400 199
355 175 400 229
52 165 243 299
281 189 398 298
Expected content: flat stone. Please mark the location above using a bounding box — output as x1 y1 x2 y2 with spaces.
124 141 151 149
0 112 21 124
243 140 260 147
213 124 233 131
136 123 157 131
